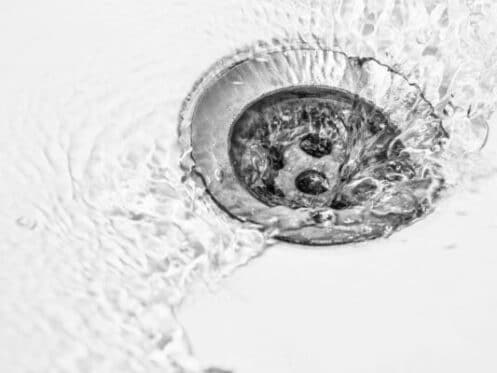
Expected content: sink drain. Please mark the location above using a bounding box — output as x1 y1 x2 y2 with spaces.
179 45 447 245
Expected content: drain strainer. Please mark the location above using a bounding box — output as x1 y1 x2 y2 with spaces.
179 46 447 245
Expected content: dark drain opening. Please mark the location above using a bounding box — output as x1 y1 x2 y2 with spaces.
229 86 394 210
295 170 329 195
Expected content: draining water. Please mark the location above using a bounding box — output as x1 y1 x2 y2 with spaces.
229 86 390 209
180 47 447 245
1 1 497 373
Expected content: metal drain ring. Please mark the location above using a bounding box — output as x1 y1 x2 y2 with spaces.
179 46 445 245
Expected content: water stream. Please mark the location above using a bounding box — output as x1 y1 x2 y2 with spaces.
1 1 496 372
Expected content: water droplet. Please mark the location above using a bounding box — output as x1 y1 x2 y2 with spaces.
16 216 37 230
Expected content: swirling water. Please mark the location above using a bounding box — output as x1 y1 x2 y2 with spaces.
0 1 496 372
183 52 447 245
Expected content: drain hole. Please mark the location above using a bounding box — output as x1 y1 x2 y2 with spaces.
295 170 329 195
299 133 332 158
329 198 351 210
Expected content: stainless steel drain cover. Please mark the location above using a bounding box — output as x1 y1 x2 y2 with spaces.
179 46 447 245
